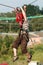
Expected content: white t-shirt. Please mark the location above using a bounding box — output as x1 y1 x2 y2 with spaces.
22 20 29 30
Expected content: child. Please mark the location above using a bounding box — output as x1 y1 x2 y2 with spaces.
12 6 32 62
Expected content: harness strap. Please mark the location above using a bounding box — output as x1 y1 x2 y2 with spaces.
20 29 29 41
23 34 29 42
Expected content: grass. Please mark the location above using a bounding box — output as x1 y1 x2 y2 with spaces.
0 44 43 65
0 55 28 65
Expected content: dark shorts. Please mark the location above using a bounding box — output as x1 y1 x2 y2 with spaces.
12 30 29 54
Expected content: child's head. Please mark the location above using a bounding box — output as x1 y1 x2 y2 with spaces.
23 5 27 12
15 7 21 13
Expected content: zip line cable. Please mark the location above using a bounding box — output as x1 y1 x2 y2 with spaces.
29 0 38 4
0 4 15 9
0 0 39 9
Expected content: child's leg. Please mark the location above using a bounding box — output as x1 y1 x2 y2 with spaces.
12 36 21 62
21 33 32 62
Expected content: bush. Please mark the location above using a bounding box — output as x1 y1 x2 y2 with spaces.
0 35 14 56
3 35 14 48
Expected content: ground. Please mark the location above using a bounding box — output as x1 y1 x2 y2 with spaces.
0 44 43 65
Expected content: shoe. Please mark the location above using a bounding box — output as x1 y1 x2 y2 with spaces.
13 56 18 62
27 54 32 62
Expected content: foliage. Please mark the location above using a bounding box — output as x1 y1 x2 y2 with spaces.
29 18 43 31
0 35 14 56
26 5 40 16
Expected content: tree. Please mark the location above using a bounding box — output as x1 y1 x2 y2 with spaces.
40 8 43 14
29 18 43 31
26 5 40 16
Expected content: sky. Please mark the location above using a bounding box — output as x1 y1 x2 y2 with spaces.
0 0 43 13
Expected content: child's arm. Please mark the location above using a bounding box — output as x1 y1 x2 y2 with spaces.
20 7 27 21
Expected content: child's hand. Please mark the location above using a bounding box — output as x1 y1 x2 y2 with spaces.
19 22 22 26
